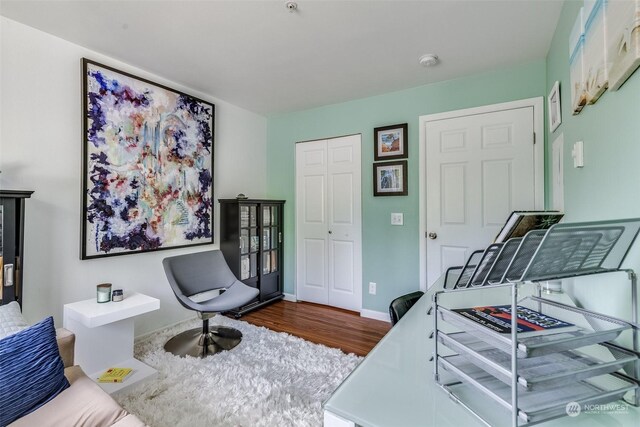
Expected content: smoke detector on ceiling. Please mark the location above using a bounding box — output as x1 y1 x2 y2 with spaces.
285 1 298 12
419 54 439 67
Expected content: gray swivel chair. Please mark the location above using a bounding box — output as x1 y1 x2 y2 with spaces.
162 250 259 358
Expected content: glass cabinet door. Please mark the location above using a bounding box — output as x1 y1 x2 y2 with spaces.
260 204 281 276
263 228 270 251
240 204 259 280
262 251 270 275
249 206 257 227
240 205 249 228
240 255 250 280
263 206 271 226
240 229 249 255
270 250 278 273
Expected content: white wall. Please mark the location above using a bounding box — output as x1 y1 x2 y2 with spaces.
0 17 268 335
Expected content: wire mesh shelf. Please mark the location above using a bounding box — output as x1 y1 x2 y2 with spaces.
502 230 547 283
468 243 503 287
520 218 640 282
437 297 629 358
438 331 637 390
439 356 637 424
485 238 522 285
451 249 485 289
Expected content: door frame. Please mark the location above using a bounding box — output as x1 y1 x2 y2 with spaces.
418 97 545 291
294 133 363 312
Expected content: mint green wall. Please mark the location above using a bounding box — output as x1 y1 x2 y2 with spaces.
267 61 546 313
546 0 640 220
545 0 640 331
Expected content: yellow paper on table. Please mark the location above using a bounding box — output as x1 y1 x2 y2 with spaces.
97 367 133 383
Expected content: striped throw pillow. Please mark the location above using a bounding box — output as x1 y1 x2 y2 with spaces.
0 316 70 426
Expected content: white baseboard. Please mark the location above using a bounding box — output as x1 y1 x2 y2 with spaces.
135 315 195 342
283 293 297 302
360 309 390 323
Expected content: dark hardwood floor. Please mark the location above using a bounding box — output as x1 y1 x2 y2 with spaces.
233 300 391 357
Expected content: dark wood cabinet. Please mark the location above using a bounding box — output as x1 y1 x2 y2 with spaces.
219 199 285 316
1 190 34 306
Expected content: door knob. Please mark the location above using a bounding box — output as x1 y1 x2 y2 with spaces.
428 232 437 240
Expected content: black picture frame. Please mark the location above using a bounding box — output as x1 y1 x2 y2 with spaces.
373 160 408 196
81 58 215 260
374 123 408 161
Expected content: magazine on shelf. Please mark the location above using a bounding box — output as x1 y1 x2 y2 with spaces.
494 211 564 243
97 367 133 383
452 305 579 337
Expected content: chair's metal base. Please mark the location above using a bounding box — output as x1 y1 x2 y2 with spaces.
164 326 243 358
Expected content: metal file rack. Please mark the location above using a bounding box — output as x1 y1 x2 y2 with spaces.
445 249 485 289
432 218 640 427
467 243 503 287
484 238 522 285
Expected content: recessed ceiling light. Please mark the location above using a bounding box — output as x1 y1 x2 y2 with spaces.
419 54 439 67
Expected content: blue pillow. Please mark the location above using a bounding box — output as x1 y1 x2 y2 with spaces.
0 316 70 426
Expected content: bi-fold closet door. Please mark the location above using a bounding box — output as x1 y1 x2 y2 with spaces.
295 135 362 312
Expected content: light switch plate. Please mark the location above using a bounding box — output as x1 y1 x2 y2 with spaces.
391 213 403 226
572 141 584 168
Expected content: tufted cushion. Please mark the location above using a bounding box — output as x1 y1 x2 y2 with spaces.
0 301 28 339
0 316 70 426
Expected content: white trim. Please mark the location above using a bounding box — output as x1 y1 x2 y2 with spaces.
134 315 196 341
418 97 545 291
360 309 391 323
283 292 297 302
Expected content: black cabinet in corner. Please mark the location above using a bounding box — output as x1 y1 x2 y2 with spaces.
1 190 34 307
219 199 285 317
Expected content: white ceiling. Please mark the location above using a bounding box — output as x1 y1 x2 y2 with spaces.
0 0 563 116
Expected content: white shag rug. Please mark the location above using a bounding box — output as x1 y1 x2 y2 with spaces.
115 315 362 427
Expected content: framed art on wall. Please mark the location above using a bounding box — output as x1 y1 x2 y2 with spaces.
374 123 408 160
81 58 215 259
548 81 562 132
373 160 408 196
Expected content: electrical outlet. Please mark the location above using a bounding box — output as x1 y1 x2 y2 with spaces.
368 282 377 295
391 213 403 226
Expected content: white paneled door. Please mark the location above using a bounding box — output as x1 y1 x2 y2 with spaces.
425 107 537 287
296 135 362 311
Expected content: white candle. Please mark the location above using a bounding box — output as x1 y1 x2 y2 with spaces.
97 283 112 303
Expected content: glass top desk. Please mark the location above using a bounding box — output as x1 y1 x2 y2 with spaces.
323 276 640 427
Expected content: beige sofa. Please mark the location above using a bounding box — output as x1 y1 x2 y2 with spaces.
9 328 146 427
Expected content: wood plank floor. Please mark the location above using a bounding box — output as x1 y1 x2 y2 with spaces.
233 300 391 357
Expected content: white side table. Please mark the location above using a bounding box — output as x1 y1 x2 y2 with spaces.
63 292 160 395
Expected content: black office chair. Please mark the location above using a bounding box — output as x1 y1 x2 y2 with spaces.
388 291 424 326
162 250 260 358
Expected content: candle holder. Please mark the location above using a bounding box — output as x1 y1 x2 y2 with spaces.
97 283 112 303
112 289 124 302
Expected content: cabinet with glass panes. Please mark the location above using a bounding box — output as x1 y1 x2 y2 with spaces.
219 199 285 316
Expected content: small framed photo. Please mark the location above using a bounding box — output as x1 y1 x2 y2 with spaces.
373 161 408 196
374 123 408 160
548 81 561 132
